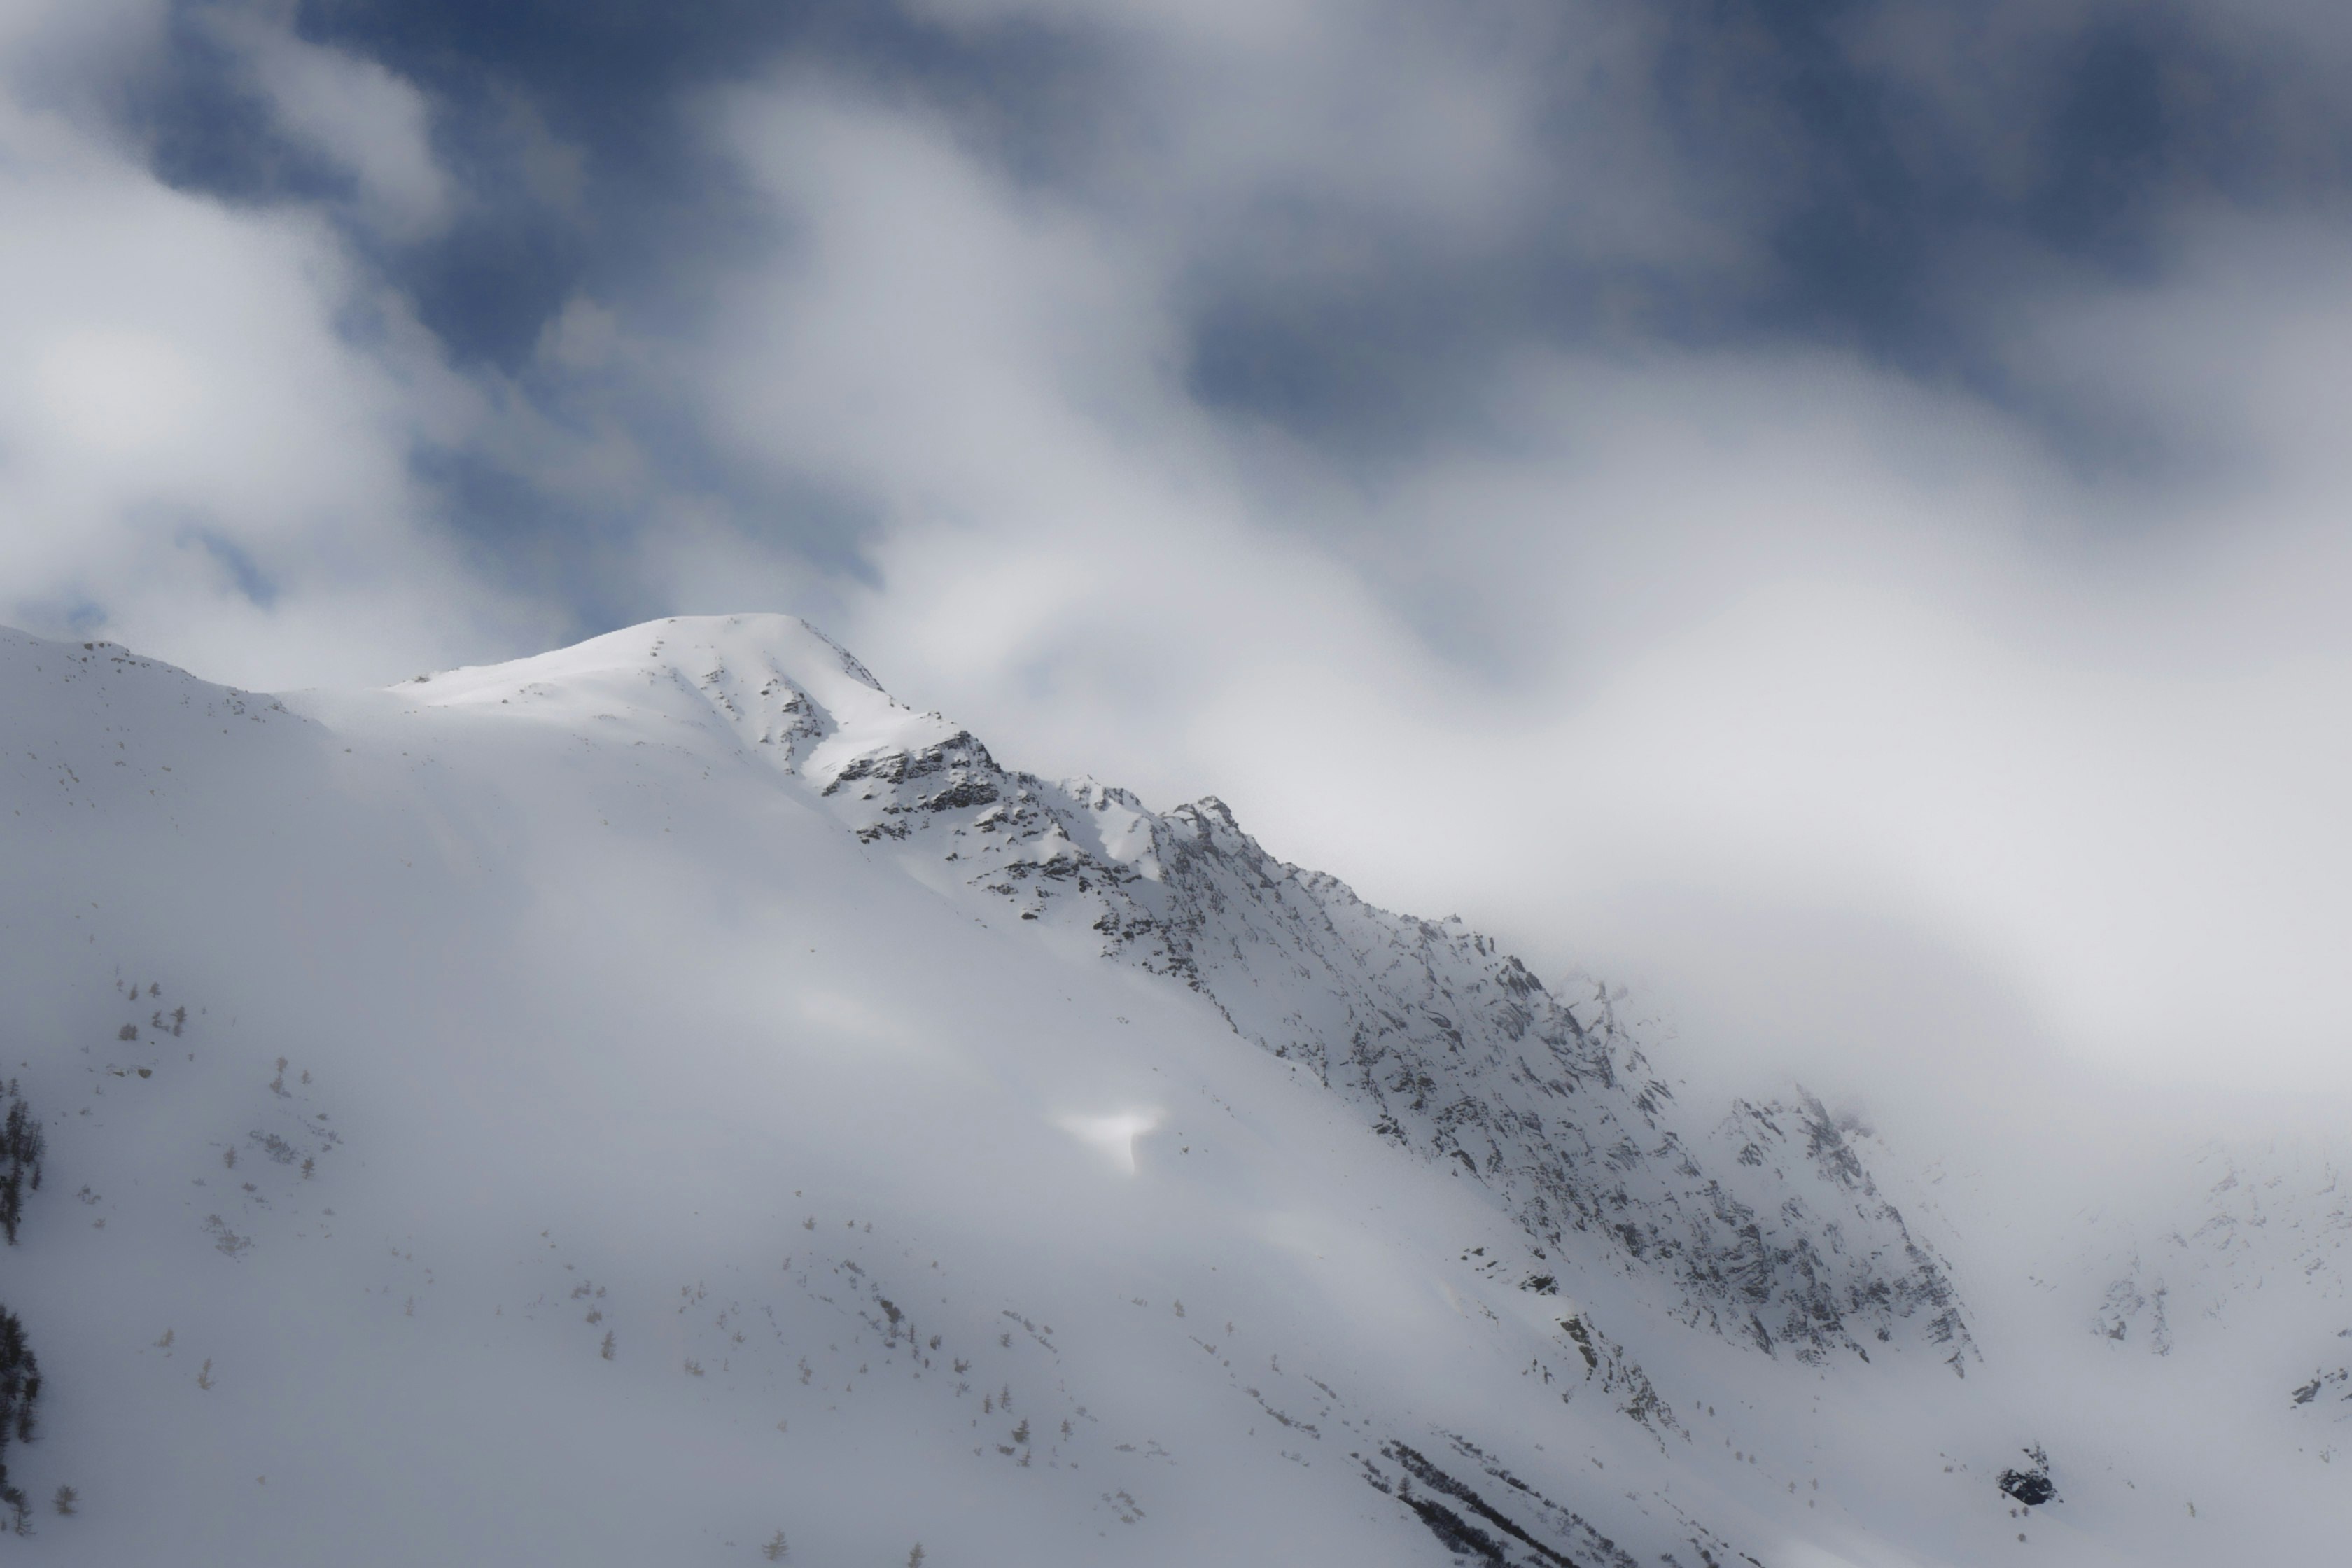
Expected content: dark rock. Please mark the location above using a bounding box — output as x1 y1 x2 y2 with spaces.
1997 1447 2057 1507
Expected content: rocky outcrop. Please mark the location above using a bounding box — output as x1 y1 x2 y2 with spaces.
807 727 1970 1366
1998 1456 2057 1507
2292 1364 2351 1418
2083 1143 2347 1359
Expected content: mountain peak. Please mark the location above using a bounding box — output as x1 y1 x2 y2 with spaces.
398 613 964 790
407 614 886 704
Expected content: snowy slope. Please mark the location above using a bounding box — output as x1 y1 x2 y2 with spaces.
412 617 1971 1371
0 615 2345 1566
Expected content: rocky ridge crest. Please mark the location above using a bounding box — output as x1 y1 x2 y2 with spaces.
417 615 1975 1372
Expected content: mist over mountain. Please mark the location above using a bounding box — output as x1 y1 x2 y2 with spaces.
2 614 2342 1565
8 2 2352 1560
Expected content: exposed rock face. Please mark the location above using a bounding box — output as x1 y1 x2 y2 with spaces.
416 615 1975 1371
1359 1436 1651 1568
2083 1141 2348 1379
2292 1365 2351 1417
1997 1444 2057 1506
2096 1271 2175 1354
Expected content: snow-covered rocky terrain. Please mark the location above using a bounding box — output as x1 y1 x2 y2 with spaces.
1 614 2344 1565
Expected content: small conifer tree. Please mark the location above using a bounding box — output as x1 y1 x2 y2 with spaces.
0 1307 41 1532
0 1083 44 1245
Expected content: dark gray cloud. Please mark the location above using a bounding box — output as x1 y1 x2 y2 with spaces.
26 0 2352 657
204 0 2352 665
274 1 1105 363
115 1 2352 479
1149 0 2352 465
85 2 1124 630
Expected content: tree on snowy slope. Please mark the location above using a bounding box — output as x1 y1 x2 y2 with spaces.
0 1081 43 1245
0 1306 40 1533
1 1082 46 1532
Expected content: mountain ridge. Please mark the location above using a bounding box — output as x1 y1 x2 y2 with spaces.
403 613 1973 1376
1 612 2343 1565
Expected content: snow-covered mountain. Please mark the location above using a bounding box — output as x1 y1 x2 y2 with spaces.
1 614 2344 1565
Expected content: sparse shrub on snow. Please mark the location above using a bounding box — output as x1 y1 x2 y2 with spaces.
760 1529 788 1561
0 1315 39 1438
0 1307 41 1532
1 1082 44 1245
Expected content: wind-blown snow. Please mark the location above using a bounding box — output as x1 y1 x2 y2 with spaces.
0 615 2343 1565
1054 1113 1163 1177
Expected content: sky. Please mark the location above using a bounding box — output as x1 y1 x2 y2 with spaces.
7 0 2352 1116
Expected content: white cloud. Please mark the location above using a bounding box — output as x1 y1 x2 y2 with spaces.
0 13 536 688
680 70 2352 1119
